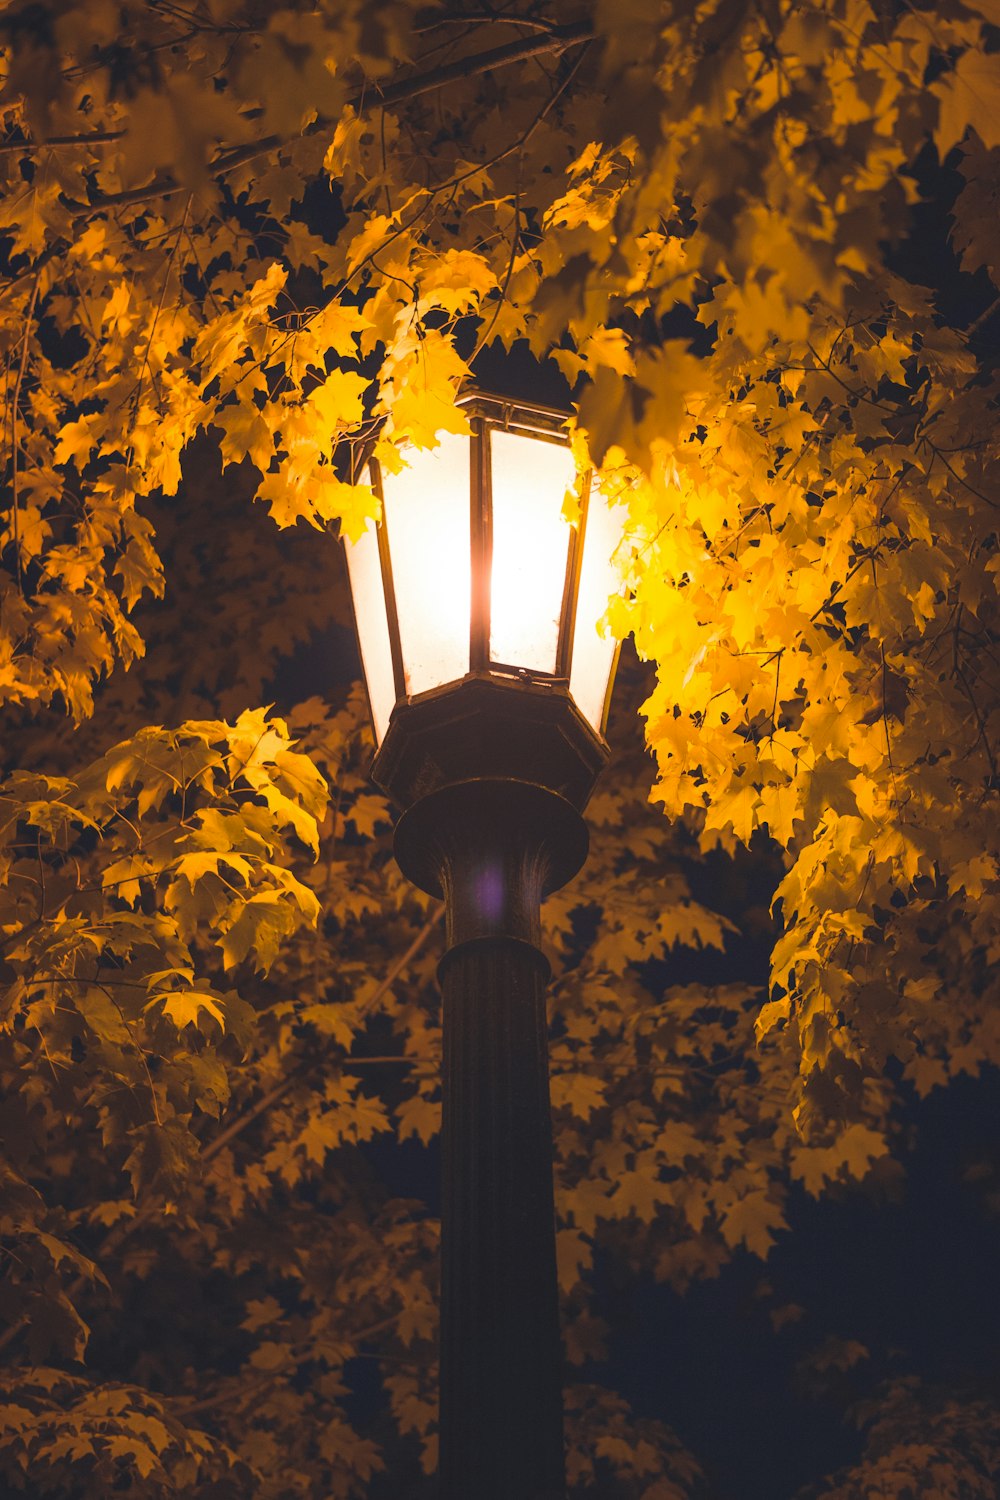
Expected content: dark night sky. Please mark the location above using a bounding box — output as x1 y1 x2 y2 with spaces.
607 1071 1000 1499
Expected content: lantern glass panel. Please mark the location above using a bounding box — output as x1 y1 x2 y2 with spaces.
343 516 396 745
380 433 472 698
570 483 624 733
488 429 575 674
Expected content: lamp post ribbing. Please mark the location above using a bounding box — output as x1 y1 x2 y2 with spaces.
395 778 589 1497
439 942 563 1497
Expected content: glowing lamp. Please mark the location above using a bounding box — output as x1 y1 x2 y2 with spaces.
344 393 620 768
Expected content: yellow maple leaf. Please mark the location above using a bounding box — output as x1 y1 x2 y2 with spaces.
723 278 811 352
719 1189 785 1258
612 1168 670 1223
549 1071 607 1120
255 468 309 528
216 402 275 472
309 300 369 358
381 331 471 450
582 326 636 378
556 1228 592 1295
221 892 297 972
395 1093 440 1146
312 473 378 542
155 991 226 1031
54 413 101 469
306 368 368 434
836 1123 887 1179
417 248 497 316
934 48 1000 156
614 342 706 467
345 211 396 274
703 783 759 845
102 283 135 335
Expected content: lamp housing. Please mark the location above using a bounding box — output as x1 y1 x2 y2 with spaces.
343 393 622 832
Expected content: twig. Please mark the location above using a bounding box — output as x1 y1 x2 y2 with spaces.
200 902 444 1165
125 195 192 448
0 906 444 1360
964 293 1000 339
8 271 41 591
0 128 125 152
470 188 521 363
59 21 594 220
172 1312 405 1417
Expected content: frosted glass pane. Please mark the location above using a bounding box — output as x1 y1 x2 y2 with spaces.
489 430 575 673
344 514 396 745
570 484 625 733
382 434 471 697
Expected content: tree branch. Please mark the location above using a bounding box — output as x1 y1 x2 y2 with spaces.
8 271 41 593
200 902 444 1166
0 905 443 1360
0 128 128 153
965 292 1000 339
42 20 593 220
171 1313 406 1418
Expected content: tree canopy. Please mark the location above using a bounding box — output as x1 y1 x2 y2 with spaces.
1 1 999 1495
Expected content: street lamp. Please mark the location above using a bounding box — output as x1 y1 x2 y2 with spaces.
343 392 622 1499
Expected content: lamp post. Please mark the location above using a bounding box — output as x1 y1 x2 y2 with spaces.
342 393 621 1499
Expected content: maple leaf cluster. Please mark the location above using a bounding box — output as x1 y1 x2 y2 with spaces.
1 0 999 1495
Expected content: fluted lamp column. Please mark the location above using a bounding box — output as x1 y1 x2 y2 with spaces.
341 393 622 1499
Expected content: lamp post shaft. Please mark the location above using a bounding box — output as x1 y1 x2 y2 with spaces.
440 939 564 1499
394 779 586 1500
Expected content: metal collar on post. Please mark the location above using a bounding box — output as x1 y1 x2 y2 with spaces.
393 777 589 968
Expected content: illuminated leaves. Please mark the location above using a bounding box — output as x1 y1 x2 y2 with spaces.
719 1189 787 1259
933 48 1000 155
377 330 472 451
618 272 1000 1109
305 369 368 434
1 662 892 1496
1 712 329 1090
807 1378 1000 1500
1 2 999 1494
0 1370 236 1492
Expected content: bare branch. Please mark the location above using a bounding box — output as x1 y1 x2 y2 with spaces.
200 902 444 1166
0 903 444 1359
7 271 41 593
55 20 593 220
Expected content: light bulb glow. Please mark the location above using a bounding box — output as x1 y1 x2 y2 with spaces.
343 515 396 744
489 430 576 674
570 481 625 732
380 433 472 698
346 405 624 749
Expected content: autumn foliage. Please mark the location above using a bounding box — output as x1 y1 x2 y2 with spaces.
1 1 999 1495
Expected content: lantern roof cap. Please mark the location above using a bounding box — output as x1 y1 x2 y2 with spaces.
453 390 575 440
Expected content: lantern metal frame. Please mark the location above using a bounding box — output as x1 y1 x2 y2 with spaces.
349 392 620 791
